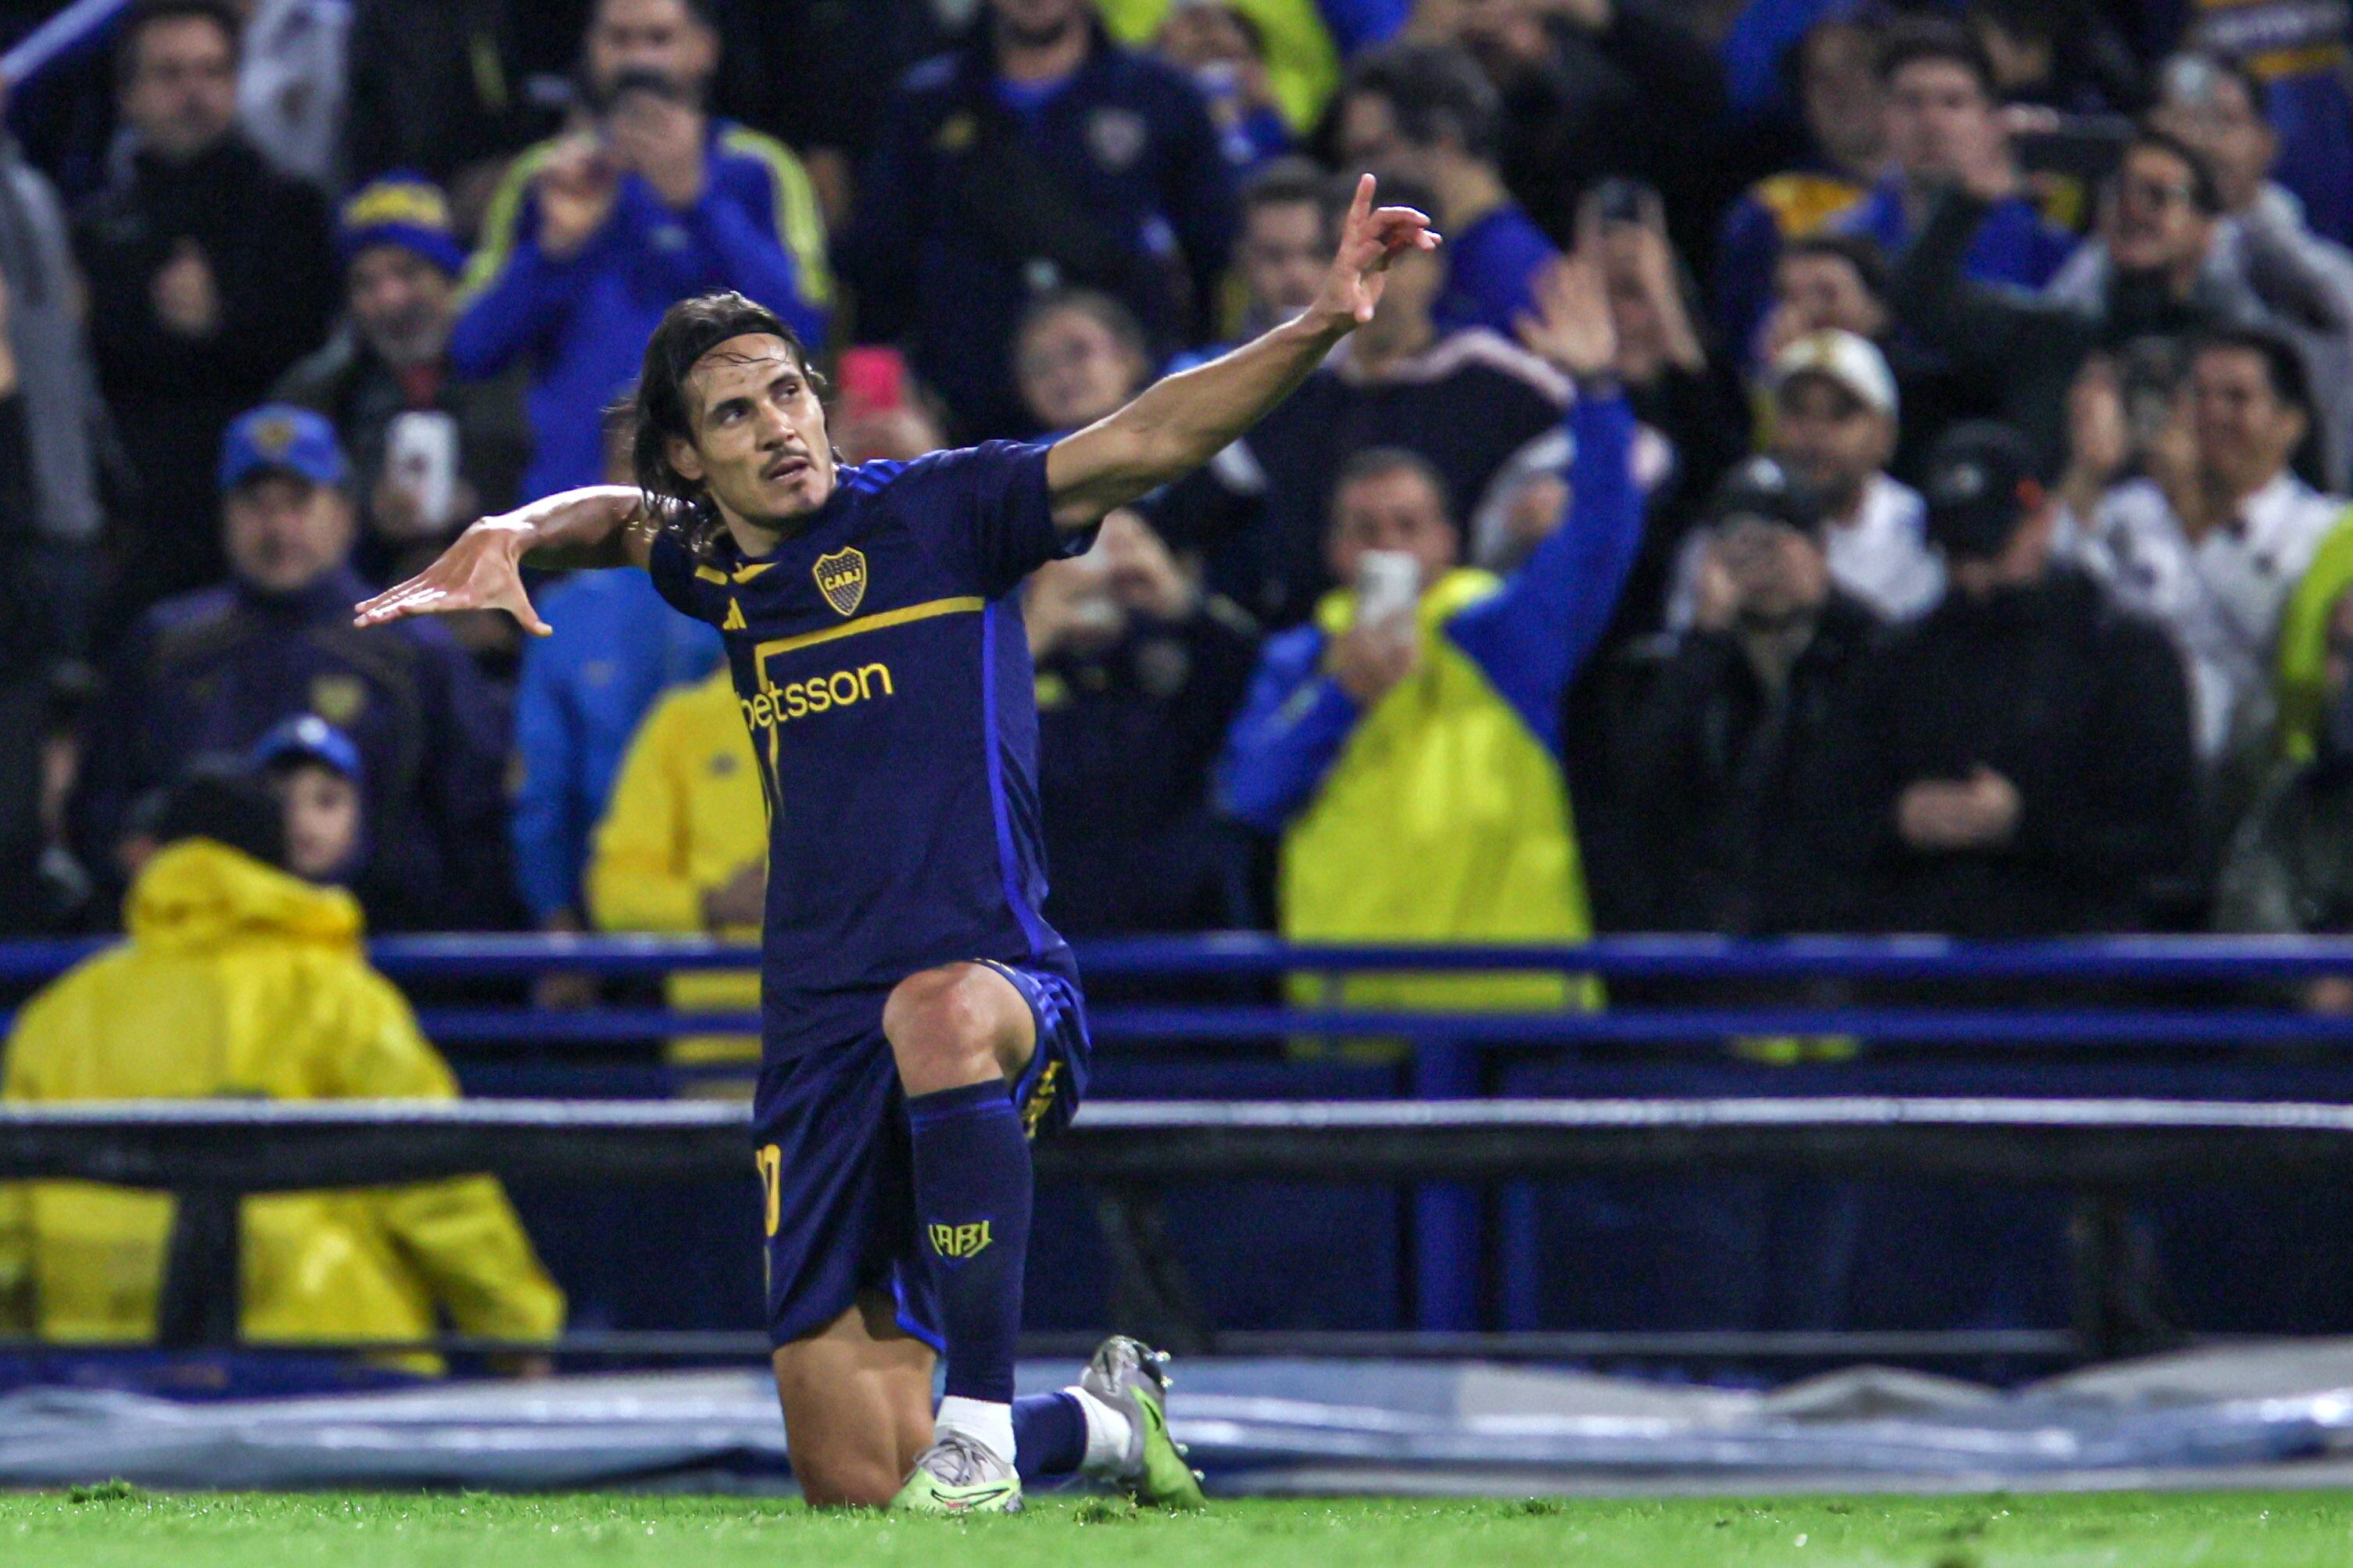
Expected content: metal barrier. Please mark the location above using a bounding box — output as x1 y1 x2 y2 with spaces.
9 1097 2353 1365
5 933 2352 1348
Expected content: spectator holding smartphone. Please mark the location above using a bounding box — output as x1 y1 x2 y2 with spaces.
449 0 830 499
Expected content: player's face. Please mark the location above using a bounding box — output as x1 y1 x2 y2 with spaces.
674 335 836 528
273 762 362 882
1327 466 1458 587
348 245 453 370
224 474 357 595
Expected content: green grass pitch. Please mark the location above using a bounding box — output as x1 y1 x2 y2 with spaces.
3 1488 2351 1566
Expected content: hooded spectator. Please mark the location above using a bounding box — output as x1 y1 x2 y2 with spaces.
0 764 561 1365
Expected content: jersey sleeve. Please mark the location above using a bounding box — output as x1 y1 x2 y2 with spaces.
909 440 1086 600
645 529 722 625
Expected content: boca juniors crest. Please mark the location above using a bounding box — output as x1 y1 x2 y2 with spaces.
811 547 867 617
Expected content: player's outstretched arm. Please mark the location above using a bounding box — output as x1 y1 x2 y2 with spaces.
1044 173 1438 530
352 486 665 636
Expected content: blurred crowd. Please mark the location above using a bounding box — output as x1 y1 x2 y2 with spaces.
0 0 2347 997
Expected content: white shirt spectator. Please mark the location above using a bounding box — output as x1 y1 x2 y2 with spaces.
1667 471 1940 629
2065 470 2342 759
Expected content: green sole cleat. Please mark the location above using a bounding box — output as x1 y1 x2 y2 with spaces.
889 1434 1024 1514
1083 1335 1209 1509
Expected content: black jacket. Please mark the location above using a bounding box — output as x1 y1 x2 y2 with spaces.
1823 568 2196 935
1625 593 1882 933
72 138 337 614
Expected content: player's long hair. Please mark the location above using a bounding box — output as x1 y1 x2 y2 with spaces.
633 292 827 563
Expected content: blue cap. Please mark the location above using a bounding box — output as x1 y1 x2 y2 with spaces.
252 714 363 785
220 404 349 494
336 173 467 276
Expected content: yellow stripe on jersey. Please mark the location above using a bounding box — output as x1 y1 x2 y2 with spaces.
751 596 983 686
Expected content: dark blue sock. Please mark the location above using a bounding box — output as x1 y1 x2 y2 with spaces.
1013 1391 1088 1479
905 1078 1032 1405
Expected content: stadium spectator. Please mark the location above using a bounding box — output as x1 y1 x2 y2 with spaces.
1217 255 1641 1008
510 406 719 956
1163 172 1568 626
0 292 80 935
1626 456 1882 933
74 0 338 618
841 0 1236 440
1154 1 1293 173
586 664 761 1076
449 0 831 499
1588 185 1750 625
2151 50 2353 490
1027 509 1260 935
68 406 514 933
252 714 365 889
2215 581 2353 1011
0 95 110 664
2061 328 2338 777
1832 22 2075 296
274 175 532 612
1889 130 2263 471
1103 0 1344 138
1222 157 1333 342
341 0 566 212
689 1 954 229
1710 15 1885 360
237 0 349 190
1822 422 2197 935
1439 0 1732 262
0 766 563 1366
1671 330 1939 628
1333 40 1558 340
1014 289 1155 437
1960 0 2143 115
2184 0 2353 246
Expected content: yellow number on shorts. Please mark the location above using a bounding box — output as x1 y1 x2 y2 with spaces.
754 1143 782 1238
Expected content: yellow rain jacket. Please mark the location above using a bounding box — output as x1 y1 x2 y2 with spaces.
1275 571 1596 1017
0 839 564 1365
587 668 764 1071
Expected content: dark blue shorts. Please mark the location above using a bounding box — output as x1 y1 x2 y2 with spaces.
751 959 1090 1351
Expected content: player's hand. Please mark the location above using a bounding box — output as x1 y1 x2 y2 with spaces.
1309 173 1440 335
353 514 551 635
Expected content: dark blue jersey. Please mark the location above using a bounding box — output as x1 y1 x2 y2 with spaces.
645 441 1083 1055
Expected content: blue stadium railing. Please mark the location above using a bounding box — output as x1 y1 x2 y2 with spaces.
5 931 2353 1335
